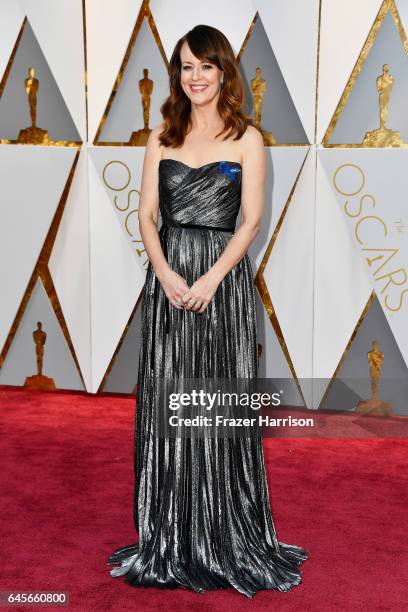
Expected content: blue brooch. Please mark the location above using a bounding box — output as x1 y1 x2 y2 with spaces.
219 161 241 182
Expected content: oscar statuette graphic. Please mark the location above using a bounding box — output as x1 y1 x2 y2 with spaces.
0 66 79 145
363 64 406 147
17 67 51 145
129 68 153 145
250 67 276 145
24 322 56 390
355 340 393 416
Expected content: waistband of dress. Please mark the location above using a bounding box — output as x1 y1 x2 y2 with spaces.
161 222 235 232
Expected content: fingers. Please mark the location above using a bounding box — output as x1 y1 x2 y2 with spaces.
171 299 184 309
167 294 183 309
184 297 198 311
197 301 210 313
173 285 190 309
170 294 209 312
169 281 190 309
181 293 201 311
184 296 211 312
169 284 211 313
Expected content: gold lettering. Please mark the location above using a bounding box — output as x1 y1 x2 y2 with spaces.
333 163 365 196
345 193 375 218
115 188 139 213
376 267 407 294
362 248 398 276
355 215 387 245
385 288 408 312
125 208 140 237
103 160 131 191
333 162 407 312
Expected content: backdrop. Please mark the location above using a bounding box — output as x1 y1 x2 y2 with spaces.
0 0 407 414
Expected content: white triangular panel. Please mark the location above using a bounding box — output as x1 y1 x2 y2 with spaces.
19 0 86 141
86 0 143 143
263 147 315 403
314 151 372 407
88 146 147 271
319 147 408 370
256 291 293 379
88 148 146 392
0 145 77 353
248 146 309 272
254 0 319 143
49 146 92 391
317 0 384 143
0 0 24 81
150 0 256 59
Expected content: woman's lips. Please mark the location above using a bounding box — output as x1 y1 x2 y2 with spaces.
190 84 208 93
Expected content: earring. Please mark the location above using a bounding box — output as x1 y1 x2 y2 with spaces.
220 78 224 88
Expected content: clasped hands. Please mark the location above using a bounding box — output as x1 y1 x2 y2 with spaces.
158 268 221 314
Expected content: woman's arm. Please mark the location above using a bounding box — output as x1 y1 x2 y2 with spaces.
138 126 189 309
182 125 266 313
138 125 169 278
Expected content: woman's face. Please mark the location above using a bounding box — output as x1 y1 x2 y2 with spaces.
179 41 223 106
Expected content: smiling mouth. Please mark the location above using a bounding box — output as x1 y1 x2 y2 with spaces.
190 84 208 93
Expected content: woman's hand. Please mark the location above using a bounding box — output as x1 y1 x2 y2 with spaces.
157 268 190 310
181 272 221 313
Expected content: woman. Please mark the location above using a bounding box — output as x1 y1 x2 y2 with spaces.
107 24 308 598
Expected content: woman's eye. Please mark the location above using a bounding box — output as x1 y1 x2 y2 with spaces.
182 65 213 70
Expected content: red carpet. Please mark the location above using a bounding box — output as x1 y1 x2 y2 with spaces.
1 386 407 611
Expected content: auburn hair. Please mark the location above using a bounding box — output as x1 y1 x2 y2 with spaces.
159 24 254 148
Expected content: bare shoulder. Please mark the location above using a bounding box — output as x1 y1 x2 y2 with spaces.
240 125 265 168
146 123 165 148
144 123 166 168
241 125 264 148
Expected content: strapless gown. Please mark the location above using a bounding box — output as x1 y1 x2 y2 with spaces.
107 158 308 598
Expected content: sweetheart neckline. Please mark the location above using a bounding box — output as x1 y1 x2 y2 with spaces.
159 158 242 171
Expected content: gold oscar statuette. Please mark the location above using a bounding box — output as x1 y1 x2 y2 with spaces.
362 64 406 147
24 321 56 390
129 68 154 145
0 67 78 146
17 67 51 145
355 340 393 416
250 67 276 146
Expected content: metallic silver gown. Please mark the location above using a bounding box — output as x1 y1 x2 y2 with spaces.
107 158 308 598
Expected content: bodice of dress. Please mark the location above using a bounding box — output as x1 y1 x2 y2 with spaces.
158 159 242 231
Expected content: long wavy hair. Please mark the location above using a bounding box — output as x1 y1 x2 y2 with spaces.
159 24 254 148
